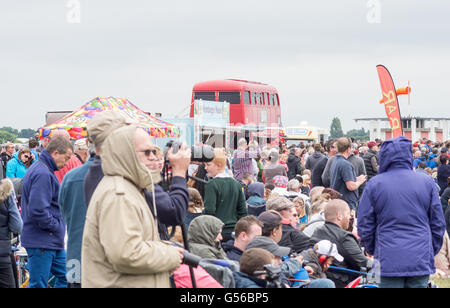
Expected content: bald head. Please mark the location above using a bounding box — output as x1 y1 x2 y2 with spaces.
51 129 71 141
324 199 351 230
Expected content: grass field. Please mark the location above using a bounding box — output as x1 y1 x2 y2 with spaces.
432 278 450 288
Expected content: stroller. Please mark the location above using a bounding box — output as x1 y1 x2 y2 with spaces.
328 260 380 288
329 260 438 288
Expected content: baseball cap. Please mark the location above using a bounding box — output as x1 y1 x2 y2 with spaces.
315 240 344 262
246 236 291 258
367 141 377 149
258 210 283 228
87 110 132 145
441 147 448 154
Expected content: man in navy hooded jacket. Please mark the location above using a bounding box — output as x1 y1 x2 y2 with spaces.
357 136 446 288
21 136 73 288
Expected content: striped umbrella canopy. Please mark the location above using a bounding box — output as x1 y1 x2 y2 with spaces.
39 97 180 140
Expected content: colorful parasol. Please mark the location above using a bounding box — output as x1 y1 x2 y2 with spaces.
39 97 180 140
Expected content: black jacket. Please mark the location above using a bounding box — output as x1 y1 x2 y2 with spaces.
222 240 244 262
0 153 12 179
193 163 208 199
0 196 10 263
310 222 368 288
311 156 328 187
1 179 23 264
278 223 314 254
286 154 302 180
362 150 378 179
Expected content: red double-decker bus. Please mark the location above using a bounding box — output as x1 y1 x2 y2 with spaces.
190 79 281 126
190 79 282 147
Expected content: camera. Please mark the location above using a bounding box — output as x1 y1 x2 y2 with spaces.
164 140 214 163
254 264 287 288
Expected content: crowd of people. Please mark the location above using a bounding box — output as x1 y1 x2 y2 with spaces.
0 112 449 288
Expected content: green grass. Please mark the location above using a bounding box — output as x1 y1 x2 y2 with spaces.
432 278 450 288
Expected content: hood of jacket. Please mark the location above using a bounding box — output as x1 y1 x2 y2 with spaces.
188 215 224 247
0 179 13 203
247 182 265 198
311 152 323 159
378 136 413 174
101 125 161 190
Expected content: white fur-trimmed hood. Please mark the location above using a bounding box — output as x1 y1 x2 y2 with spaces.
0 178 14 203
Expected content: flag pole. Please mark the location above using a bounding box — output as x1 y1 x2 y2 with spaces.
408 80 411 105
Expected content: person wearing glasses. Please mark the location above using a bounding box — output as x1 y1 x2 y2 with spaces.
83 111 190 242
6 149 35 179
59 111 131 288
82 125 184 287
266 196 313 254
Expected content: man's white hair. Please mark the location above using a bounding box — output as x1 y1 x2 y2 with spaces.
238 138 248 147
287 179 300 191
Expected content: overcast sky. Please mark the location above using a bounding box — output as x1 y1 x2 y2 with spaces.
1 0 449 133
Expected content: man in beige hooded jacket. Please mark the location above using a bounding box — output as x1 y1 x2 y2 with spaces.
82 125 183 288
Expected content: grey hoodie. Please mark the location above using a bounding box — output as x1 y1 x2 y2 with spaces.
305 152 325 172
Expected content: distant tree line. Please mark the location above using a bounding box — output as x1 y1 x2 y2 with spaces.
329 117 370 142
0 126 37 144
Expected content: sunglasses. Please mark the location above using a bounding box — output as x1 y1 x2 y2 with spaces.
138 149 159 157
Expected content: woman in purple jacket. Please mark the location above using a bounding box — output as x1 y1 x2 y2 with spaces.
357 136 446 288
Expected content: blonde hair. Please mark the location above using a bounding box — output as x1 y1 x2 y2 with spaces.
293 197 306 217
212 148 227 170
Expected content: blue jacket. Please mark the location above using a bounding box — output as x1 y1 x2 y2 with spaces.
6 152 33 179
83 155 103 208
357 137 446 277
59 157 93 282
222 239 244 262
232 271 266 288
20 150 66 250
413 156 426 169
427 154 438 169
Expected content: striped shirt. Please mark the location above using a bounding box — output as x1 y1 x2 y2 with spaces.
232 148 259 182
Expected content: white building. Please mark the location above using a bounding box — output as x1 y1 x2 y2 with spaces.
354 117 450 142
